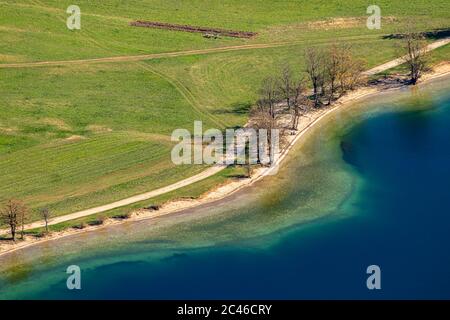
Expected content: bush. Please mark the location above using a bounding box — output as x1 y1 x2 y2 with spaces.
73 222 86 230
112 212 132 220
88 216 106 226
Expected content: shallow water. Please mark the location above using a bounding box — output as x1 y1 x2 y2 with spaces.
0 77 449 299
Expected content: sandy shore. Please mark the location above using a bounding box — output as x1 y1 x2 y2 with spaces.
1 61 449 257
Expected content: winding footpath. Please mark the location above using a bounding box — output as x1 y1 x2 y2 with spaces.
0 37 449 235
363 38 450 76
0 35 384 69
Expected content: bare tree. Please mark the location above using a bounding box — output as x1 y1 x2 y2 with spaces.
291 78 312 130
304 47 325 107
324 44 341 104
257 76 279 119
332 44 366 95
40 208 51 234
252 107 276 136
1 200 26 241
347 57 367 90
279 64 295 110
306 44 366 106
251 102 289 167
402 31 429 84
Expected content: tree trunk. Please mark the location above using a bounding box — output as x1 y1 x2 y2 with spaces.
21 220 24 240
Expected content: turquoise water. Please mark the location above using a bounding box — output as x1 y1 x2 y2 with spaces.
0 78 449 299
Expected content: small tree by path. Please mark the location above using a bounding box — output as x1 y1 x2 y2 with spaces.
40 208 51 234
1 200 26 241
19 204 28 239
402 31 429 85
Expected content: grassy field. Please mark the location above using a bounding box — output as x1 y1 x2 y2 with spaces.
1 0 449 63
0 62 218 219
0 0 449 224
146 39 405 127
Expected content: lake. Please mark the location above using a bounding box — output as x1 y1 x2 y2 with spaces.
0 77 449 299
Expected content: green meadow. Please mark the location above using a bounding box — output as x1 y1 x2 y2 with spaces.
1 0 449 63
0 0 449 223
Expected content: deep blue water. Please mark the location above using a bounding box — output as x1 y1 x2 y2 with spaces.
1 86 450 300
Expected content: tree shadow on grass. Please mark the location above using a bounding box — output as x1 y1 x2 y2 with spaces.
212 102 252 117
383 28 450 40
0 235 11 241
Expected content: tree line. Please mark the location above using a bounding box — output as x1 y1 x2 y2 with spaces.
252 33 430 136
247 34 429 175
252 43 366 136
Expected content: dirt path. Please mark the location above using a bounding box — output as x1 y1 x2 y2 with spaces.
0 34 381 69
0 165 227 234
1 36 447 71
0 38 448 236
363 38 450 76
0 42 304 69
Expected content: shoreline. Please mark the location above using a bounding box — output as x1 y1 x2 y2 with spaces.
1 61 449 258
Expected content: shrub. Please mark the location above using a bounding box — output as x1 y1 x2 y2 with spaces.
112 212 132 220
88 216 106 226
73 222 86 230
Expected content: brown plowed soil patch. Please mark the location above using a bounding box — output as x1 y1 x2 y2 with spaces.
129 20 257 38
